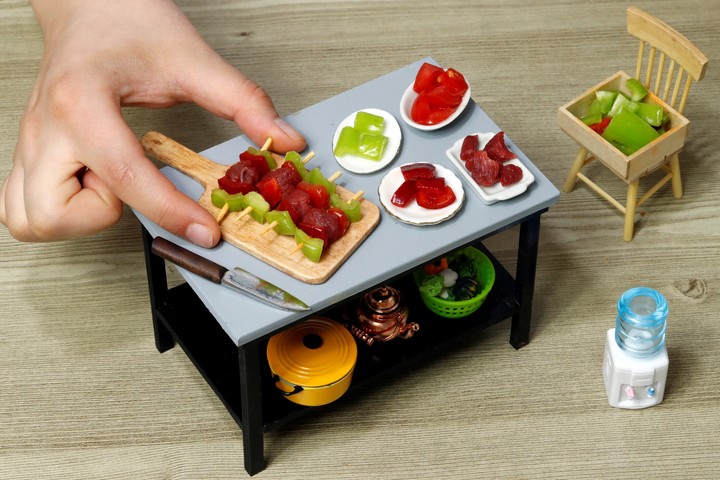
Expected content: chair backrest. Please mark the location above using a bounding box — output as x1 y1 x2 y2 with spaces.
627 7 708 114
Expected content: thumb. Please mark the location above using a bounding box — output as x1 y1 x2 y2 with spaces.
185 59 307 153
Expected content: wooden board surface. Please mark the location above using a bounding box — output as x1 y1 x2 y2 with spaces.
141 131 380 284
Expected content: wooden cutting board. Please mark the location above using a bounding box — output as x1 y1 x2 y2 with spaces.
141 131 381 284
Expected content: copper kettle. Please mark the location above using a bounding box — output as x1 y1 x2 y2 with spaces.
349 285 419 346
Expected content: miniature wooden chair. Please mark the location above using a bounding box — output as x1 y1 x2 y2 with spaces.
562 7 708 241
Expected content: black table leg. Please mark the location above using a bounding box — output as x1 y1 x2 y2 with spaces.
510 213 542 349
238 341 265 476
142 227 175 353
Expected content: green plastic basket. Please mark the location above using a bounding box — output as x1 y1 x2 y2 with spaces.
413 247 496 319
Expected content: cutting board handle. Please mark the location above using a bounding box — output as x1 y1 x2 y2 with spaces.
141 131 227 188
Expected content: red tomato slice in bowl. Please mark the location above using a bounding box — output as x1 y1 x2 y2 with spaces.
413 62 444 93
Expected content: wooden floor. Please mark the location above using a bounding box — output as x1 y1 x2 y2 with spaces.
2 1 719 478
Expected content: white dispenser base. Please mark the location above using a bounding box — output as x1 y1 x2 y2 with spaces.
603 328 668 409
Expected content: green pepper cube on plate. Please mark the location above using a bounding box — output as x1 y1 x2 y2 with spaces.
357 133 388 161
353 111 385 134
334 126 361 157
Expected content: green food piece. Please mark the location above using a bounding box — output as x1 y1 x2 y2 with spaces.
353 111 385 134
265 210 297 236
418 274 444 297
581 99 603 125
602 110 660 155
294 229 323 263
284 151 310 181
608 93 640 118
626 78 648 102
635 102 668 127
308 167 336 195
241 191 269 224
247 146 277 170
453 276 479 301
211 188 229 208
357 133 388 161
330 193 362 222
595 90 618 115
449 252 477 279
333 126 361 157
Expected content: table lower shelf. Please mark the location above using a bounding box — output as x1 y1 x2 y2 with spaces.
152 243 519 433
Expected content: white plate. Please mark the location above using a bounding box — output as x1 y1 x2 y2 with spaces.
399 82 471 131
445 132 535 205
378 163 464 225
332 108 402 174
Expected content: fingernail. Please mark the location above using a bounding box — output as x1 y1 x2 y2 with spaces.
274 118 304 142
185 223 214 248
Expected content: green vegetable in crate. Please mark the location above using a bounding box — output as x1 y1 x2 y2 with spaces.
602 110 660 155
625 78 648 102
453 276 479 301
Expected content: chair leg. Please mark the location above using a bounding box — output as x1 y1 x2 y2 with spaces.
668 153 683 198
624 179 639 242
564 147 589 192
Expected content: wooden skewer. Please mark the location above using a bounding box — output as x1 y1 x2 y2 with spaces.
217 138 272 224
261 137 272 151
215 203 230 223
260 221 278 235
233 205 253 224
302 151 315 164
290 242 305 255
327 170 342 183
350 190 364 202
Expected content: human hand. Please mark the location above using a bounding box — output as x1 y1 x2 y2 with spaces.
0 0 306 247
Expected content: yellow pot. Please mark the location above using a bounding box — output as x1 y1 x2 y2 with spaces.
267 317 357 407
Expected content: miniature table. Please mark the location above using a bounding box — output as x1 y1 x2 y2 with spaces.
135 58 560 476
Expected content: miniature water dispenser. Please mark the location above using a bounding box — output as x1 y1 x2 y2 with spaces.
603 287 669 409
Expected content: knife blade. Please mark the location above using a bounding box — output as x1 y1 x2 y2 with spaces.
151 237 310 312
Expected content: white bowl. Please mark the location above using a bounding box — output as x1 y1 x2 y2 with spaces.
399 82 472 131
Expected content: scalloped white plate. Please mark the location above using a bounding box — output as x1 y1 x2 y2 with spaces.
378 163 464 225
332 108 402 174
446 132 535 205
399 82 471 131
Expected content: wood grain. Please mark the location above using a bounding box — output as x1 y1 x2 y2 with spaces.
141 131 381 284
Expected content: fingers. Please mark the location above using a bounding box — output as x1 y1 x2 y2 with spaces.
183 58 307 154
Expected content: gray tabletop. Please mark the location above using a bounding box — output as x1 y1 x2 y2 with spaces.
136 57 560 346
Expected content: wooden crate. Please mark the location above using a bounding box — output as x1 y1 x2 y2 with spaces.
557 71 689 182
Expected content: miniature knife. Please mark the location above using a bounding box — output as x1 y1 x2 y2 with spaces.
151 237 310 312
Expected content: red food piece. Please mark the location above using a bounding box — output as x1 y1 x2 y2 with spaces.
301 207 342 245
424 85 463 109
279 161 303 185
415 177 447 194
277 188 312 224
238 151 270 178
391 179 418 208
401 162 436 180
299 222 328 247
296 181 330 209
410 92 432 125
255 176 283 208
266 165 300 191
225 160 261 185
437 68 468 96
500 164 523 187
425 106 456 125
590 117 612 134
327 207 350 237
484 131 517 163
466 150 501 187
460 134 479 161
413 62 444 94
218 176 255 195
416 185 456 209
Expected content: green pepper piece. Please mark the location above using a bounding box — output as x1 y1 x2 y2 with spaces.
608 93 640 118
635 102 667 127
226 193 245 212
353 111 384 134
247 146 278 170
211 188 229 208
333 126 361 157
602 110 660 155
626 78 648 102
595 90 618 115
357 132 388 161
241 191 269 224
308 167 336 195
330 192 362 222
284 151 310 181
294 229 323 263
581 99 603 125
265 210 297 236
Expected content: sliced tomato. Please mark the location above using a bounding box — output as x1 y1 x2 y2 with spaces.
416 185 456 209
218 176 255 195
410 92 432 124
425 106 456 125
413 62 444 93
437 68 468 96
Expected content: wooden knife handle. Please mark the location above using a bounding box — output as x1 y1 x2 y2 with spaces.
151 237 227 284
